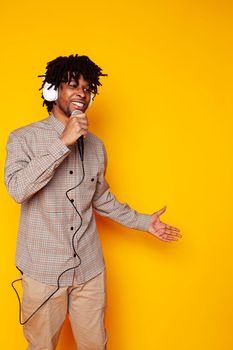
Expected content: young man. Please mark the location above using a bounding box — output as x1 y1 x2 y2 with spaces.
4 54 182 350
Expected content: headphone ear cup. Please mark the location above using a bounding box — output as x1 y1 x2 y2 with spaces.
43 82 58 102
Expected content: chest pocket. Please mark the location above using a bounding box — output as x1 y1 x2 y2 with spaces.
38 166 99 213
77 168 99 205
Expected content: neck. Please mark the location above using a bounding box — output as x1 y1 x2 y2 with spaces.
51 108 69 125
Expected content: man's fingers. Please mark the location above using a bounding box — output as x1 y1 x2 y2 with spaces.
165 224 180 231
78 122 88 128
71 116 88 127
158 234 177 241
161 233 180 241
160 224 182 237
71 114 87 121
78 124 88 131
163 224 180 232
80 129 88 137
156 206 167 216
164 228 182 237
164 237 178 242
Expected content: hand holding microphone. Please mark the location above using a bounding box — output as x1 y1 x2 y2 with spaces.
59 110 88 161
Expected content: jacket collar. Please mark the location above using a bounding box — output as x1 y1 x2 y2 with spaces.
47 113 66 135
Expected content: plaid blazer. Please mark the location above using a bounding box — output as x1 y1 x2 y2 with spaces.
4 114 151 286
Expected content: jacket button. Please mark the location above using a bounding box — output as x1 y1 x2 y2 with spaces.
91 178 95 182
70 227 74 230
69 170 73 174
71 199 74 203
73 253 77 257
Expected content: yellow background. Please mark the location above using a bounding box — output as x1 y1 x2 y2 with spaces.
1 0 233 349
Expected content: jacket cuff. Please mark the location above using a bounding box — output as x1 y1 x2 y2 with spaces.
136 213 152 232
47 138 72 159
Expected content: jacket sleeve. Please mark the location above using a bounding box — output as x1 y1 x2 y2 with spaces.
92 142 151 232
4 131 72 204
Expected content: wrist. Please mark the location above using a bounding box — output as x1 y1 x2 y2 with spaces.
59 135 70 147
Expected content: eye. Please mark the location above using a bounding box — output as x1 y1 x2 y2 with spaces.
84 87 91 93
68 83 92 93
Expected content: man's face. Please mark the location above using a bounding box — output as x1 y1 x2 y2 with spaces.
52 73 92 118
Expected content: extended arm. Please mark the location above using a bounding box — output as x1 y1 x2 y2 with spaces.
92 142 151 231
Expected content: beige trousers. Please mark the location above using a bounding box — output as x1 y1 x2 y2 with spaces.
21 270 108 350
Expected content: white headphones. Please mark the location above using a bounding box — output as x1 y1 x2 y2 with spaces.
42 81 94 108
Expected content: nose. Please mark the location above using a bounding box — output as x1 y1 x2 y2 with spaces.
75 87 86 99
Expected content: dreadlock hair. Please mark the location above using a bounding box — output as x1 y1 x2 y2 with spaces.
38 54 108 112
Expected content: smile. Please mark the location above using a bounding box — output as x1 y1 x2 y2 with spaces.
72 101 85 107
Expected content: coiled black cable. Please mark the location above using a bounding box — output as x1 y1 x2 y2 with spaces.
11 156 86 325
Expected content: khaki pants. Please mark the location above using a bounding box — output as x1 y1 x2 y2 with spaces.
21 270 108 350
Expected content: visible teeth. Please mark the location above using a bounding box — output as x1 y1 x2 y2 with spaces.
72 102 84 107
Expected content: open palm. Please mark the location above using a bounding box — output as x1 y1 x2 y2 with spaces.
148 206 182 242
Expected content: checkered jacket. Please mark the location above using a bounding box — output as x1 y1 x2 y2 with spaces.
4 114 151 286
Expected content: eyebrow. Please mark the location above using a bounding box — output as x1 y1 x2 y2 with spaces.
69 79 90 88
70 80 91 89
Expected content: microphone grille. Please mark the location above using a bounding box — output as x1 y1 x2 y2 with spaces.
71 109 82 117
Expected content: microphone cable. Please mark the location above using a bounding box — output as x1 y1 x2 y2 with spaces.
11 150 86 325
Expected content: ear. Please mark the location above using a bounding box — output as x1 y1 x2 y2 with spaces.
87 93 94 108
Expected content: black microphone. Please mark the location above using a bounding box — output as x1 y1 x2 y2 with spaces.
71 110 84 162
